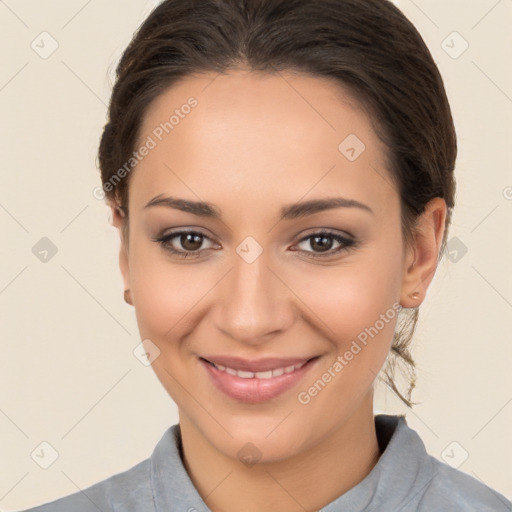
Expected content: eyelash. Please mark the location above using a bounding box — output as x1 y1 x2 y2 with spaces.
152 229 358 260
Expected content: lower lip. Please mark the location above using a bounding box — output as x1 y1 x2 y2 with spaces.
200 358 318 404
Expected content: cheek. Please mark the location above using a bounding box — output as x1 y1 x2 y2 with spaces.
297 253 402 339
294 260 402 416
128 245 214 342
290 237 404 393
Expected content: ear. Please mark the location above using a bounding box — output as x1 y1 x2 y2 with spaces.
110 203 131 295
399 197 447 308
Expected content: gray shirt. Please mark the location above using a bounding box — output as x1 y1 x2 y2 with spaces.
20 414 512 511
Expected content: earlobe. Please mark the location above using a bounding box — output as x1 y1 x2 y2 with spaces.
123 288 133 305
399 198 447 308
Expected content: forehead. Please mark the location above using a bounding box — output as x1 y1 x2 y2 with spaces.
129 69 396 216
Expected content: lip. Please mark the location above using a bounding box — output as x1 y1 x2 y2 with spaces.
200 355 319 403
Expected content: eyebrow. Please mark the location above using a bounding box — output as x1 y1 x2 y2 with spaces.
144 194 374 219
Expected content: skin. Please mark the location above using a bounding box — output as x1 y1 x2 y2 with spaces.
111 68 446 512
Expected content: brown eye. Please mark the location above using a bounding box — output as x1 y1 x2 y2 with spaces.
294 231 357 258
309 234 335 253
152 230 219 259
180 232 204 251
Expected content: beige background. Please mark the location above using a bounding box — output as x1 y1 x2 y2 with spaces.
1 0 511 509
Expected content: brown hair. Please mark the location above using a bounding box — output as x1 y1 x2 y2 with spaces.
98 0 457 407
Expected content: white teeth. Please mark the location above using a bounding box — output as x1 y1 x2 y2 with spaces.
254 370 273 379
211 361 308 378
237 370 255 378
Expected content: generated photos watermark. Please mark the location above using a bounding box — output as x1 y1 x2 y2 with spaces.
297 301 402 405
93 97 198 200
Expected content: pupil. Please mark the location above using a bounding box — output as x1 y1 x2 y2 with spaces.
311 235 332 252
182 233 202 251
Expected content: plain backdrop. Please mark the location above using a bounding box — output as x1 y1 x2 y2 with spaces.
1 0 511 509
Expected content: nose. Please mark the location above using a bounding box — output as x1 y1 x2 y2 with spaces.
212 249 295 346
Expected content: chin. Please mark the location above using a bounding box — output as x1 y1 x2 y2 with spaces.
199 409 320 463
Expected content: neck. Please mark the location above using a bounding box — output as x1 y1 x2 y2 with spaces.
178 392 381 512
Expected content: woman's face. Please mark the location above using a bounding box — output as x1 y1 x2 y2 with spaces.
117 69 422 462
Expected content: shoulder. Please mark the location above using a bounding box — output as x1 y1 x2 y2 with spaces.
374 415 512 512
19 458 153 512
417 451 512 511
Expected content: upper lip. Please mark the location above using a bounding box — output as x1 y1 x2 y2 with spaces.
201 355 317 372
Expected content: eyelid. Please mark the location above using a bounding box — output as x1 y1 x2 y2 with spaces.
296 227 354 241
157 226 215 240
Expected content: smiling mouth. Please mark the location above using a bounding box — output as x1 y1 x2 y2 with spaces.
200 355 320 403
201 358 312 379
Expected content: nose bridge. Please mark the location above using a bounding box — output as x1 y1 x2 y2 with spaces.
214 247 293 343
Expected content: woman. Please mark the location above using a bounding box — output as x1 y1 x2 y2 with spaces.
22 0 511 510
